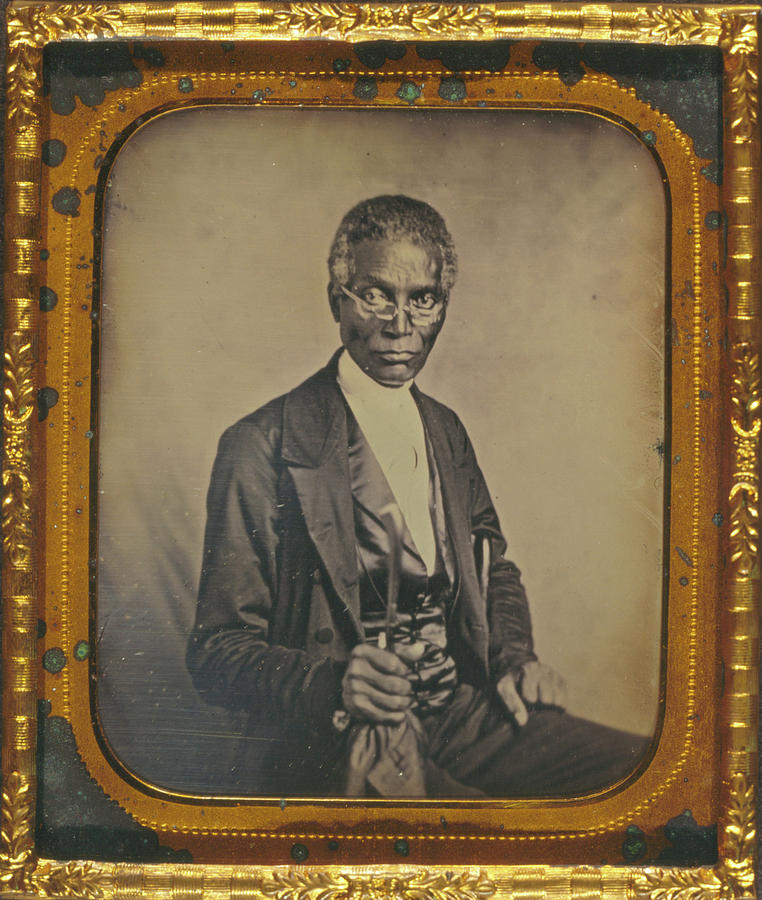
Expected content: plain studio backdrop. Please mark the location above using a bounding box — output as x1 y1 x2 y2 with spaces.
97 106 666 795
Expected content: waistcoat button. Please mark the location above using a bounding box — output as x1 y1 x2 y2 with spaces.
315 627 334 644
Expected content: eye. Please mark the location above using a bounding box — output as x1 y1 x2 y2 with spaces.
410 292 439 310
360 287 391 307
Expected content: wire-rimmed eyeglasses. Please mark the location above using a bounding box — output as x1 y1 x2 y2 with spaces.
340 285 445 327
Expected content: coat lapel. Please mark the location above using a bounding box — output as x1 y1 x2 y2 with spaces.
413 390 470 579
281 356 361 628
414 389 490 673
280 359 488 669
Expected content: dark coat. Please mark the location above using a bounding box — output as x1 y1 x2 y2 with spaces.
187 354 536 790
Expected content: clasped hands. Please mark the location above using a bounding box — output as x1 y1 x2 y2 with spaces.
341 643 566 727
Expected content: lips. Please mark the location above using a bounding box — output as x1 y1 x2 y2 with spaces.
376 350 417 363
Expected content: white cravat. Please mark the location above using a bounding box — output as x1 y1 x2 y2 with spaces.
337 350 436 573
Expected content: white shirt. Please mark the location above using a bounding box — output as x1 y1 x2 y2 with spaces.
337 350 437 573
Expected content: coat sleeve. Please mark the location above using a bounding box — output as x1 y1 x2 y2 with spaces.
457 418 538 684
186 415 345 735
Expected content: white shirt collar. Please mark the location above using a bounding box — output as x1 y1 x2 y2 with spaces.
336 349 435 572
336 348 414 407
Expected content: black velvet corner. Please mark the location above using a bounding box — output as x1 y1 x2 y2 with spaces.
36 709 192 863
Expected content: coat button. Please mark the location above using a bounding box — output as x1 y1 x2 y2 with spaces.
312 568 322 584
315 627 334 644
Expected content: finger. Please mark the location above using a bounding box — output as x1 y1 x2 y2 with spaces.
346 681 412 712
535 668 566 709
553 672 568 709
498 677 528 727
395 642 427 664
537 671 556 706
520 663 540 705
344 692 405 725
341 674 413 712
352 644 410 677
344 666 412 699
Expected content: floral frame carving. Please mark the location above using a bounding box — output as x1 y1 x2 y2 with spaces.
2 2 759 898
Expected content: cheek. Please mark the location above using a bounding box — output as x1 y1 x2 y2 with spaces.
418 324 442 349
341 314 379 346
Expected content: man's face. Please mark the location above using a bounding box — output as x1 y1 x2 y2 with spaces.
331 238 447 387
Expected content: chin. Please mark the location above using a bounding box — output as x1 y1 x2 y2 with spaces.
367 366 413 387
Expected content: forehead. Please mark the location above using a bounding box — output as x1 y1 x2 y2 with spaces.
350 238 441 282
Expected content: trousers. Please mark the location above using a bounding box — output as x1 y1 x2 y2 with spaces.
331 683 649 798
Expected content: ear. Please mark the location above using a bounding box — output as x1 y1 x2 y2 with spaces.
328 283 341 323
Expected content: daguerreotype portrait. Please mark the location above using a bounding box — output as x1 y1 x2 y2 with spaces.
2 2 759 896
96 109 663 800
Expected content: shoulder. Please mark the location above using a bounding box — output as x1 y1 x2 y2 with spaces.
414 388 475 464
216 394 285 460
416 390 465 432
216 364 335 461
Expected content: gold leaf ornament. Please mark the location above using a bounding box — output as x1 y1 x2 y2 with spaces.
245 869 495 900
721 14 759 56
0 773 109 897
402 870 496 899
721 14 759 140
3 335 35 432
405 4 493 35
0 772 35 892
634 866 722 900
31 860 109 898
729 346 760 577
271 3 363 35
269 2 492 36
2 334 35 570
634 775 757 900
7 3 124 130
635 6 722 46
717 774 756 893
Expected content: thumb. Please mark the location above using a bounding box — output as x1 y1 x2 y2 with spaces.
498 676 529 727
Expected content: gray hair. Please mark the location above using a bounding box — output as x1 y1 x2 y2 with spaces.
328 195 458 300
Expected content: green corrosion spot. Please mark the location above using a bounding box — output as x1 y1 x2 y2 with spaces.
705 210 722 231
701 161 721 185
438 77 466 102
43 647 66 674
290 843 308 862
52 186 80 218
396 81 421 104
73 640 90 661
622 824 647 862
394 839 410 857
177 76 194 93
353 77 378 100
641 130 656 146
40 286 58 312
38 386 59 422
42 139 67 167
332 58 350 73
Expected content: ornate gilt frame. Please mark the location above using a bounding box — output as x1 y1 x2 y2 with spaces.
2 2 759 897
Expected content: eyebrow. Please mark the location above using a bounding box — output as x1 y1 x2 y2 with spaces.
351 275 440 295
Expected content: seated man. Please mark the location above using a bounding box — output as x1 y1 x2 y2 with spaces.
187 194 647 797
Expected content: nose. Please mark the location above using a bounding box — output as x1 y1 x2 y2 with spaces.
382 306 413 337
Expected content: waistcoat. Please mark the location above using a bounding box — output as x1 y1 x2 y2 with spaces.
345 404 458 715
